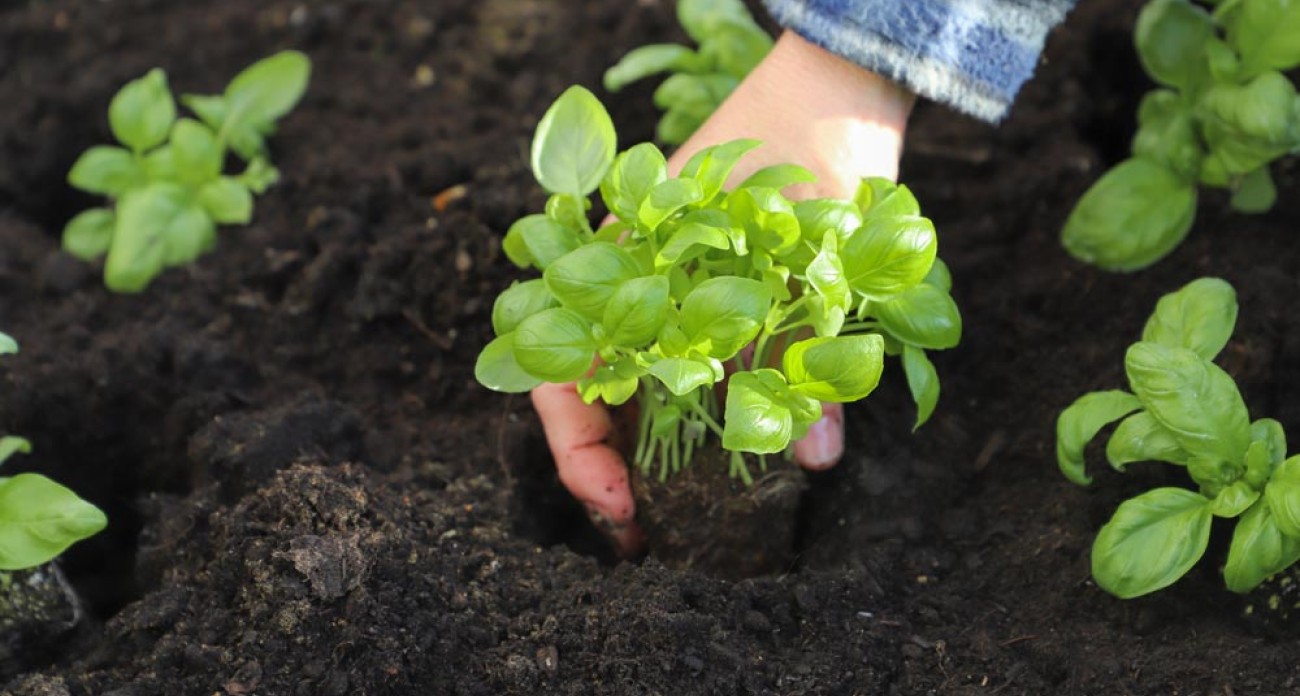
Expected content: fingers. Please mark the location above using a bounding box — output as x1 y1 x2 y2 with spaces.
794 402 844 471
531 381 644 556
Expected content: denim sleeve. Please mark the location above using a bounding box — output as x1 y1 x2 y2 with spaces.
759 0 1078 122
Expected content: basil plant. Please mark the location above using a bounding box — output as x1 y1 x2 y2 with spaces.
64 51 311 292
476 86 961 482
604 0 772 144
1059 278 1300 598
0 332 107 570
1062 0 1300 271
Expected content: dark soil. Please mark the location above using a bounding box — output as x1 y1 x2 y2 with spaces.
2 0 1300 694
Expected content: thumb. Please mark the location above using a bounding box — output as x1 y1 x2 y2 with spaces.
793 402 844 471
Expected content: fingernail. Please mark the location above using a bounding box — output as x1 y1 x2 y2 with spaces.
797 415 843 470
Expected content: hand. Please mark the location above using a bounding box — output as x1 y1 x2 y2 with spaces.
534 31 915 556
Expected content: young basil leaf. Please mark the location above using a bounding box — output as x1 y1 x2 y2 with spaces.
679 139 761 202
806 295 846 338
1061 158 1197 271
783 334 885 403
1230 166 1277 214
648 357 717 396
722 369 807 454
1091 487 1213 598
600 143 668 222
531 86 616 197
1212 480 1260 518
1134 0 1214 91
511 215 583 271
1223 0 1300 77
1131 90 1203 180
702 21 773 77
655 221 731 268
727 187 801 256
0 333 16 356
841 215 937 297
109 68 176 152
217 50 311 159
578 357 643 406
1246 439 1277 490
239 157 281 195
1125 342 1251 467
680 276 771 360
874 284 962 350
1141 277 1238 360
198 177 254 225
0 473 108 571
738 164 817 192
545 193 591 232
67 146 144 196
855 179 921 219
639 178 704 231
677 0 761 44
652 73 736 112
491 279 558 336
513 308 596 382
1264 456 1300 537
603 276 670 347
0 436 31 466
1224 499 1300 593
105 183 208 292
806 233 849 312
62 208 116 261
657 105 707 146
170 118 223 184
604 44 695 92
1251 418 1288 465
1106 411 1191 471
923 257 953 293
794 199 863 246
544 242 643 322
475 333 544 393
1056 390 1143 486
1199 73 1297 175
902 344 941 430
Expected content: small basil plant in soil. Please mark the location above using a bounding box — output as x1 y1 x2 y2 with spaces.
0 333 107 570
1061 0 1300 271
1057 278 1300 598
476 85 961 483
63 51 311 293
603 0 771 144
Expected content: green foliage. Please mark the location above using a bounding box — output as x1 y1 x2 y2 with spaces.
64 51 311 292
603 0 773 144
477 86 961 482
1061 0 1300 271
1057 277 1300 597
0 333 107 570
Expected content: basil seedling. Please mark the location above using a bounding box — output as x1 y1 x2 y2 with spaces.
1059 278 1300 597
604 0 772 144
477 86 961 482
1062 0 1300 271
0 332 107 570
64 51 311 292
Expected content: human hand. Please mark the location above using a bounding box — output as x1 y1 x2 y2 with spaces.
534 31 915 556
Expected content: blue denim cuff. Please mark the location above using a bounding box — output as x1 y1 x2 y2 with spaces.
760 0 1077 122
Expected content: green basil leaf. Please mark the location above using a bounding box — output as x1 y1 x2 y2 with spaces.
679 139 761 202
652 73 736 112
109 68 176 152
105 183 212 292
169 118 223 184
1251 418 1288 465
1106 410 1191 471
1134 0 1214 90
0 333 16 356
655 221 730 268
723 369 817 454
794 199 863 246
783 334 885 403
531 86 616 197
198 177 254 224
1056 390 1143 486
578 357 643 406
902 344 941 430
657 105 707 146
648 357 717 396
727 187 801 256
1141 277 1238 360
492 279 558 336
513 308 596 382
1231 166 1277 214
1224 0 1300 76
677 0 761 44
1199 73 1298 175
1212 480 1260 518
600 143 668 222
923 258 953 293
604 44 695 92
1091 487 1212 598
806 233 849 312
520 215 583 270
0 473 108 571
62 208 116 261
680 276 771 360
855 179 921 219
841 215 937 297
216 50 311 159
1125 342 1251 467
874 283 962 350
702 21 773 77
1061 158 1197 271
1265 456 1300 537
639 178 704 231
544 242 643 322
1131 90 1203 180
738 164 817 192
1224 499 1300 593
475 333 544 393
603 276 670 347
0 436 31 467
68 146 144 196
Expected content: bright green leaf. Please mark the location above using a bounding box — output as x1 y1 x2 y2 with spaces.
1224 0 1300 76
531 86 616 197
783 334 885 403
475 333 544 393
492 279 558 336
874 283 962 350
1212 480 1260 518
105 183 212 292
648 357 717 396
1056 390 1143 485
109 68 176 152
1224 499 1300 592
723 369 814 454
0 473 108 571
738 164 816 191
655 221 731 268
544 242 643 322
604 44 695 91
841 215 937 297
68 146 144 196
1106 410 1191 471
603 276 670 347
1265 456 1300 537
62 208 116 261
1061 158 1198 271
1134 0 1214 90
680 276 770 360
639 178 704 231
169 118 223 183
0 436 31 467
727 187 801 256
1091 487 1212 598
902 344 941 430
600 143 668 222
513 308 596 382
198 177 253 224
679 139 761 202
1141 277 1238 360
1231 166 1277 213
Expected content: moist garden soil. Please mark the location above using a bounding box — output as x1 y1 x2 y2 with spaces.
2 0 1300 693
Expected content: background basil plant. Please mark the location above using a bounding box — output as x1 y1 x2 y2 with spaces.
1062 0 1300 271
477 86 961 482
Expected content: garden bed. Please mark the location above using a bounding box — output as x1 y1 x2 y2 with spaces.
2 0 1300 693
